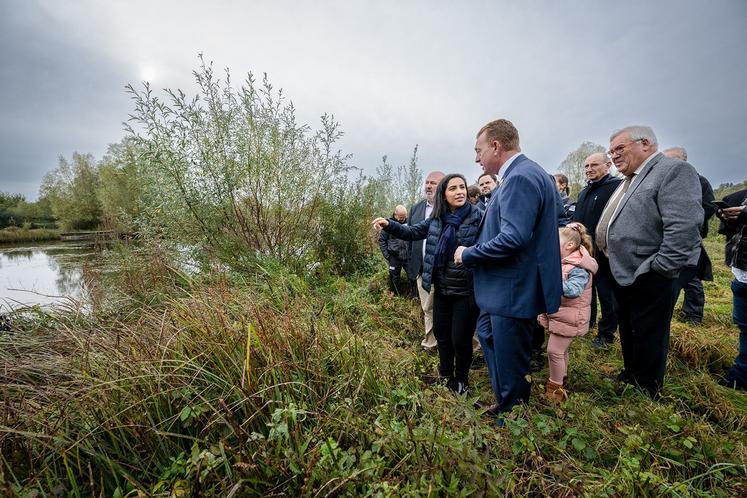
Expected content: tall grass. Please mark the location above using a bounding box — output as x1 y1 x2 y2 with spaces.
1 239 746 496
0 227 60 244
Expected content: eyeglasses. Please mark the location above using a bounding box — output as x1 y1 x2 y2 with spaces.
606 139 643 159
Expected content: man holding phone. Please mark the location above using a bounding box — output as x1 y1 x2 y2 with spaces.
715 189 747 391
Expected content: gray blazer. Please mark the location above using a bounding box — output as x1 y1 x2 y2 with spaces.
607 152 703 286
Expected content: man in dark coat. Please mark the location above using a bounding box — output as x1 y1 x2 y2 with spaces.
379 205 410 295
664 147 716 324
573 152 622 349
716 188 747 391
476 172 497 210
408 170 445 350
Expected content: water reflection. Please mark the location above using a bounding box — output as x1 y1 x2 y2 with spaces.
0 241 96 309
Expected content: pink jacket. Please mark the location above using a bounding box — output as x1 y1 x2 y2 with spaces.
538 246 598 337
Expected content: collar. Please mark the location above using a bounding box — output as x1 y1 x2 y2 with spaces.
496 152 521 184
629 151 660 178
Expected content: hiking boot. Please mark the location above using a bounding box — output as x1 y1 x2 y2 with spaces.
545 380 568 403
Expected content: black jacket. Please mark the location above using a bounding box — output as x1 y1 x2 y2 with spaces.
385 204 482 296
698 174 716 238
718 188 747 271
573 174 623 243
379 219 409 262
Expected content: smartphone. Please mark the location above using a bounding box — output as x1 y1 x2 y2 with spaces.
712 200 730 210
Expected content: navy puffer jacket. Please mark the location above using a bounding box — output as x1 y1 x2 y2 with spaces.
383 204 482 295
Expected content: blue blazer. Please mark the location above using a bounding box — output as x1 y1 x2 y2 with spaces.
462 154 562 319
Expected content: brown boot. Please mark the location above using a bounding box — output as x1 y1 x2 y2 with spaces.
545 380 568 403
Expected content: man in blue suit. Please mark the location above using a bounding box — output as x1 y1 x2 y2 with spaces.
455 119 562 416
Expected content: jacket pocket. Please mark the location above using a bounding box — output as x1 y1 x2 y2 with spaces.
633 245 659 257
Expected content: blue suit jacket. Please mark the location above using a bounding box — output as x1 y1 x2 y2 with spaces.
462 154 562 319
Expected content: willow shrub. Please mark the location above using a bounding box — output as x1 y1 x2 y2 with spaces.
126 56 397 276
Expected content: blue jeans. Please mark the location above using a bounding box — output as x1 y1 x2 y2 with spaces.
726 279 747 388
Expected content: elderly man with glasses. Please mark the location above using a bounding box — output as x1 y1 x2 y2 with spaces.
596 126 702 398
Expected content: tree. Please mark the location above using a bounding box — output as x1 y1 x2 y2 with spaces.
0 192 24 227
373 145 423 215
558 141 607 200
40 153 102 230
97 138 145 231
126 56 355 272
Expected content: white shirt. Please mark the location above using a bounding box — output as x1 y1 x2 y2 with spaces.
496 152 521 185
733 267 747 284
602 151 660 253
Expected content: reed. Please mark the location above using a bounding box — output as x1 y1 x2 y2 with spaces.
0 228 60 244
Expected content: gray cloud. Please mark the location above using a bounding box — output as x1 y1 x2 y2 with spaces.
1 0 745 200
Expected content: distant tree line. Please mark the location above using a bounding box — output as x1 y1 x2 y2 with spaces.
0 192 54 229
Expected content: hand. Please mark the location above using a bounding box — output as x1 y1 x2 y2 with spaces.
720 205 745 221
372 217 389 230
454 246 466 264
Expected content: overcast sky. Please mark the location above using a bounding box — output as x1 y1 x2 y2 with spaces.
1 0 746 200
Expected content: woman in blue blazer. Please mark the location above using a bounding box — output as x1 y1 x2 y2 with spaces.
373 174 482 394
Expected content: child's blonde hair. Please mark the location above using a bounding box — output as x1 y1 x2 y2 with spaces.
560 223 592 253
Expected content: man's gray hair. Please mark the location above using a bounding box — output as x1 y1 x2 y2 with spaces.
663 146 687 161
610 125 658 146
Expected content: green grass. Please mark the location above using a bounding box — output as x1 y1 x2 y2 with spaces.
0 240 745 496
0 227 60 243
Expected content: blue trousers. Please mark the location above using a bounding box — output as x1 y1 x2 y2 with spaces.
727 279 747 388
477 312 533 413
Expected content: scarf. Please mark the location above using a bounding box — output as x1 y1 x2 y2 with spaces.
433 203 471 269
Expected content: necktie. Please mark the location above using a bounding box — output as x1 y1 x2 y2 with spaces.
595 176 632 255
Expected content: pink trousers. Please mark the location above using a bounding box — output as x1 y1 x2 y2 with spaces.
547 333 574 385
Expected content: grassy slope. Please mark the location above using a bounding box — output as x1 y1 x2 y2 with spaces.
0 239 746 496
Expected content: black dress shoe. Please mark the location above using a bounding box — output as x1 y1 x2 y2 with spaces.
591 336 612 350
473 401 501 417
448 379 469 395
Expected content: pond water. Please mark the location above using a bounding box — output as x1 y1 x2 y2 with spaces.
0 241 97 310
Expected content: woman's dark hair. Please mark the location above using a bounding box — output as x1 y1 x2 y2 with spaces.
554 173 570 195
431 173 468 219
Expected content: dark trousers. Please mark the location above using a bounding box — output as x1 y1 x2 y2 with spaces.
727 280 747 387
409 279 419 299
593 253 618 342
673 265 703 322
387 259 407 295
477 312 533 413
531 321 545 354
681 278 705 321
432 292 478 384
612 270 676 397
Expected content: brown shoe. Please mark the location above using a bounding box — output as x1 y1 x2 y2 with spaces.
545 380 568 403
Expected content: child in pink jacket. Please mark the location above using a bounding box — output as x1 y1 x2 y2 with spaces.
538 223 598 402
